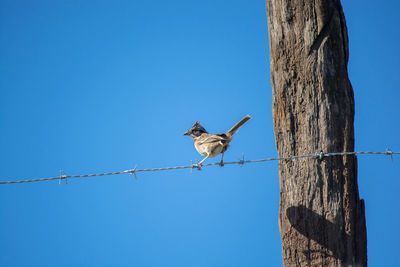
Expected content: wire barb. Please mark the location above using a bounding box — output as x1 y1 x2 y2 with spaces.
239 153 245 166
59 170 67 185
0 150 398 184
129 165 138 180
385 148 393 161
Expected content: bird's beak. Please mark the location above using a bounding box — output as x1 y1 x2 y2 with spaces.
183 131 189 136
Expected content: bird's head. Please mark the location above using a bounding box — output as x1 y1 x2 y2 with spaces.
183 121 208 139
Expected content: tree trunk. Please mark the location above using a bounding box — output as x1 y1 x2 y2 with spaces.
266 0 367 266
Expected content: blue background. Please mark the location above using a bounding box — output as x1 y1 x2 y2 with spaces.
0 1 399 266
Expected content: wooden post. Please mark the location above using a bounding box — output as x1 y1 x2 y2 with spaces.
266 0 367 265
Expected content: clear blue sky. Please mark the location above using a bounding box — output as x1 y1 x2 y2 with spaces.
0 1 399 266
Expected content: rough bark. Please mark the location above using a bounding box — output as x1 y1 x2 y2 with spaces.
266 0 367 266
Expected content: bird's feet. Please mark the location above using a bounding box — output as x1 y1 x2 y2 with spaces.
219 160 224 167
197 163 203 170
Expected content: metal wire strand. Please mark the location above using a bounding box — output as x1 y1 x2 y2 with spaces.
0 150 398 184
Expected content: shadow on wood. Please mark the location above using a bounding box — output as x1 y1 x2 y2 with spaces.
286 205 350 263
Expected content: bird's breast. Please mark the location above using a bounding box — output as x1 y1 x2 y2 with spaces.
194 139 226 158
194 141 210 157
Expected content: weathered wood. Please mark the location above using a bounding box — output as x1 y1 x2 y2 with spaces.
266 0 367 266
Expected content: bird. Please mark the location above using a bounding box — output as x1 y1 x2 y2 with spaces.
184 115 251 168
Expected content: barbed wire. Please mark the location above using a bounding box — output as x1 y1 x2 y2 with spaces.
0 150 398 185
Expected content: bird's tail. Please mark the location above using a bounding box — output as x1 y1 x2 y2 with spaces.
226 115 251 136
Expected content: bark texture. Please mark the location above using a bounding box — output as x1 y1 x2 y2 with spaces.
266 0 367 266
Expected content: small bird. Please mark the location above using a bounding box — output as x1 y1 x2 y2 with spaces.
184 115 251 168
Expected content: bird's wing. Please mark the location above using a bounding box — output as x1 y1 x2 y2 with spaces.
197 134 230 145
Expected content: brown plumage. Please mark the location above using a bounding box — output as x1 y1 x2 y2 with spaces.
184 115 251 167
